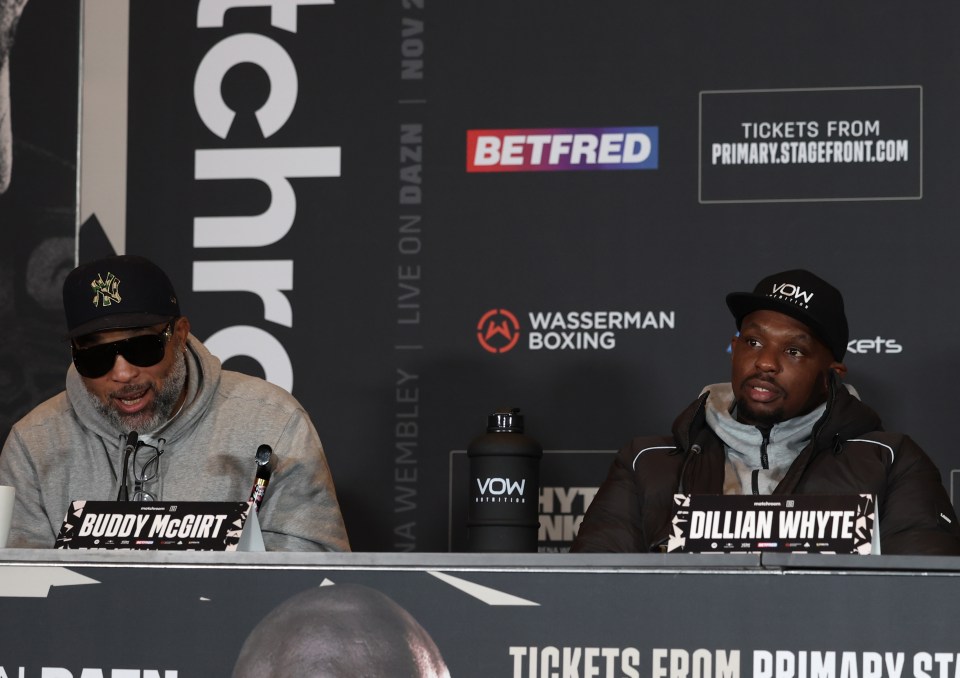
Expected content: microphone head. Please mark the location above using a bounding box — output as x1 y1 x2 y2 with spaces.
255 444 273 467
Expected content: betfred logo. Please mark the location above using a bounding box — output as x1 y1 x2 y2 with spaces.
466 127 659 172
477 309 521 353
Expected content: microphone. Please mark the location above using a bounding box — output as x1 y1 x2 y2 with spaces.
117 431 139 501
248 444 274 513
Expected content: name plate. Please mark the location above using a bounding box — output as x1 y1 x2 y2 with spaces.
55 500 252 551
667 494 876 554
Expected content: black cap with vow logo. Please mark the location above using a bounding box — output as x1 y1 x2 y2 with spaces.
63 255 180 339
726 269 848 361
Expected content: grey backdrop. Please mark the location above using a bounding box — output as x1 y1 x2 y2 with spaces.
3 1 959 552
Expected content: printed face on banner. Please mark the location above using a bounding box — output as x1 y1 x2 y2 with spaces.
0 0 28 193
730 310 844 426
76 318 191 434
233 584 450 678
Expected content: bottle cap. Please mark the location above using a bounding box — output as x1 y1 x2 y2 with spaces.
487 407 524 433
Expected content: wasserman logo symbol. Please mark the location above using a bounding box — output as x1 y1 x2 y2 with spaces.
477 309 520 353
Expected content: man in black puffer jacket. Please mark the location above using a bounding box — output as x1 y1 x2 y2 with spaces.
573 270 960 555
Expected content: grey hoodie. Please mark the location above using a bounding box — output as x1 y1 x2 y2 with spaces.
0 335 350 551
702 382 844 494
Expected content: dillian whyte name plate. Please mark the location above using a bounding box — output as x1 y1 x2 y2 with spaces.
55 500 251 551
667 494 876 554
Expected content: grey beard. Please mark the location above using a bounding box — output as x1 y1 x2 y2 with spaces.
87 350 188 436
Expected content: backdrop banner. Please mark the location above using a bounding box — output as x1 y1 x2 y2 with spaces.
0 1 79 448
1 553 959 677
6 1 960 552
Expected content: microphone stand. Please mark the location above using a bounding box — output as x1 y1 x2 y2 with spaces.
117 431 139 501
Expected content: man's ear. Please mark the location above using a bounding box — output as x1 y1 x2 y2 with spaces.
830 361 847 379
174 316 191 347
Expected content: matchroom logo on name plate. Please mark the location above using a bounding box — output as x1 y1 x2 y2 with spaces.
476 308 675 353
467 127 659 172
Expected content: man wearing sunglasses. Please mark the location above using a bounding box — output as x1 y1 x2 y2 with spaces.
0 254 350 551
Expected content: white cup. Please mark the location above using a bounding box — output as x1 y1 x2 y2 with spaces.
0 485 14 548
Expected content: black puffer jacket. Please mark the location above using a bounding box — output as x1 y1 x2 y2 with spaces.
573 380 960 555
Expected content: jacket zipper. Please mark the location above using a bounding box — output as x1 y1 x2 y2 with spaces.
751 425 772 495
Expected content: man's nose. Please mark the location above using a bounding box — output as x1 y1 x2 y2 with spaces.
108 354 140 381
754 346 781 373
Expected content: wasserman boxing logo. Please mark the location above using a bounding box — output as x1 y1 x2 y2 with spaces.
467 127 659 172
477 308 675 353
477 309 521 353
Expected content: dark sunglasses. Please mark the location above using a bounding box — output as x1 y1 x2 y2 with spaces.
72 323 174 378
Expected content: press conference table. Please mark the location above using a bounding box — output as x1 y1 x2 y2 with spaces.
1 549 958 677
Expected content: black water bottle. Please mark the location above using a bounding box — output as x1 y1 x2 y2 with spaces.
467 408 543 552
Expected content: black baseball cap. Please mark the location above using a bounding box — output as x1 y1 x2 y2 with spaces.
726 269 848 361
63 255 180 339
